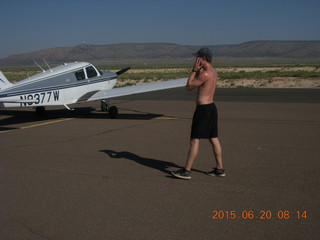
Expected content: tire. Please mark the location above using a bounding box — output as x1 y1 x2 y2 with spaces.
35 106 46 116
109 106 118 119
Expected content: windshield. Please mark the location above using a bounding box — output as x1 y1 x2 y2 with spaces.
86 66 97 78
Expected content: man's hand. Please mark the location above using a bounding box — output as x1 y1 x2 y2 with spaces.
192 57 203 72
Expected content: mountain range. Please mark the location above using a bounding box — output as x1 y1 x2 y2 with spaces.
0 41 319 67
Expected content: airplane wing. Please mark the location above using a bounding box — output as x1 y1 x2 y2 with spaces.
83 78 188 102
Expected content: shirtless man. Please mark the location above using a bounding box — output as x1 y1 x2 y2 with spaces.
171 48 225 180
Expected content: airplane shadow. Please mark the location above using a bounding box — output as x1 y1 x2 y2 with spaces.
0 107 163 130
100 150 206 177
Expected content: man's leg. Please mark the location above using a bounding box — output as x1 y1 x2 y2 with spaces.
184 138 200 171
209 137 223 169
171 138 199 180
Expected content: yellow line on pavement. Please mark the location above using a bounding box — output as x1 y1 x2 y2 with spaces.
20 118 75 129
0 118 74 133
155 116 178 120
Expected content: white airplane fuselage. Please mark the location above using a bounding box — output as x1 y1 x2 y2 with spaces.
0 62 117 108
0 60 187 119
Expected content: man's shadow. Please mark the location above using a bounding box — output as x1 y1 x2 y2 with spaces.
100 150 206 176
100 150 180 175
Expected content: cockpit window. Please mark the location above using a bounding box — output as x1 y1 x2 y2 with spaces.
86 66 98 78
75 69 85 80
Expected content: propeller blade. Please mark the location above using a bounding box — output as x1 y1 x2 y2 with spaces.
116 67 131 76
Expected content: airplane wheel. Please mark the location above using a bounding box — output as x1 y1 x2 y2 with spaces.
36 106 46 116
109 106 118 119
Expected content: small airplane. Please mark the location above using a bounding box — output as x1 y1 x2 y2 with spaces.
0 61 188 118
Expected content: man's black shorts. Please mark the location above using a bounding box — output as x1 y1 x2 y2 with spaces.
191 103 218 139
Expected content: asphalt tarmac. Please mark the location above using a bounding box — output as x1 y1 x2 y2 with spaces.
1 88 319 240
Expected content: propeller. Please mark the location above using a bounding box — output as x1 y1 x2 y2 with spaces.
116 67 131 76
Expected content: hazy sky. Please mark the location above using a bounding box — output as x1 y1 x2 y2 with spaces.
0 0 319 58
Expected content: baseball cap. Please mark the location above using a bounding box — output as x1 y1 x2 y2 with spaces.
193 47 213 59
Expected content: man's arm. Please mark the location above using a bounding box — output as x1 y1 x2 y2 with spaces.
187 71 209 90
186 72 203 90
186 57 207 90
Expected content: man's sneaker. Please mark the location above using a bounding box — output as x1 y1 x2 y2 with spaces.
207 168 226 177
171 168 191 180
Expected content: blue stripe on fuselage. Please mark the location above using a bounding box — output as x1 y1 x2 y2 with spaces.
0 76 116 98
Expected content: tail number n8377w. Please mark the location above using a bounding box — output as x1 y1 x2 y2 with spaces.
20 90 60 106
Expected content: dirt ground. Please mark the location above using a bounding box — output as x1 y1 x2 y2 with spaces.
216 77 320 88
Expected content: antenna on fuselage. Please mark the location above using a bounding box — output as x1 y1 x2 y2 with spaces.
33 60 45 72
43 59 52 72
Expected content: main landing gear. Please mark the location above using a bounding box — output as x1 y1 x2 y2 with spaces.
35 106 46 116
101 100 118 119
